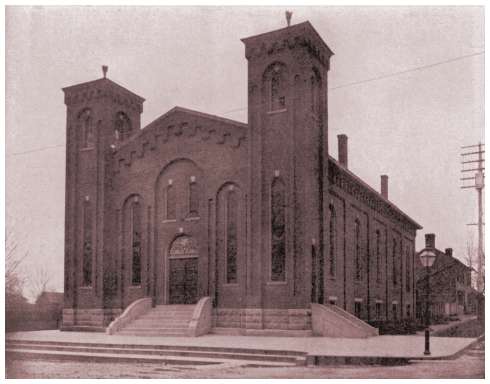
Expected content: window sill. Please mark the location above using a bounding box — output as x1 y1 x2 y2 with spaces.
222 283 239 287
267 108 287 115
185 216 200 222
266 281 287 286
79 147 94 152
79 286 92 290
129 285 142 289
162 219 177 224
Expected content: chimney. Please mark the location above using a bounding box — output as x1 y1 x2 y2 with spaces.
380 175 388 199
445 248 453 257
338 134 348 168
425 233 435 249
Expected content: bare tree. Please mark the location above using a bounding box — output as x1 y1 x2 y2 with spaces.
6 228 27 309
465 232 485 293
29 265 53 303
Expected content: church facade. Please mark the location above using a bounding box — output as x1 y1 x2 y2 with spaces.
62 21 421 332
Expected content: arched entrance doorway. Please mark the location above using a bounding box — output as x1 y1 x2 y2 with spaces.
168 235 199 304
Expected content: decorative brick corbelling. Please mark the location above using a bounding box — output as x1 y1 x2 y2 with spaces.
244 35 331 69
112 120 247 173
64 86 143 113
328 159 418 234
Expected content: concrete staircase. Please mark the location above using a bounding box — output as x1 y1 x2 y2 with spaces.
117 304 195 337
6 339 307 367
311 303 378 338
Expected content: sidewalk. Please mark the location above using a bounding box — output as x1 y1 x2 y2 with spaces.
7 329 478 360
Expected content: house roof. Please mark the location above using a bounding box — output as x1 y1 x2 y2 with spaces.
415 247 471 280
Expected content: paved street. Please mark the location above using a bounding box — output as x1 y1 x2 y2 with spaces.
6 339 484 379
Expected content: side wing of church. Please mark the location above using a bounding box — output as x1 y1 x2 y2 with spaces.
61 21 421 334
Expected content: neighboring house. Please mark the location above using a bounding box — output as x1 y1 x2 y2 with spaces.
61 20 421 332
36 291 64 311
415 234 477 320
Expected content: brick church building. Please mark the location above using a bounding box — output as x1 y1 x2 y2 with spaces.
62 21 421 335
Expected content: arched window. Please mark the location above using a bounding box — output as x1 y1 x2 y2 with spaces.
82 199 93 286
166 182 176 220
355 219 361 280
376 230 381 283
392 239 398 285
406 246 411 292
189 177 199 217
226 189 238 283
329 205 336 276
131 200 142 285
115 111 132 141
310 70 322 116
79 109 94 148
265 63 287 112
271 177 286 281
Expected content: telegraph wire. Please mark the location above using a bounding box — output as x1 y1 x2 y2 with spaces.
7 51 484 157
221 51 484 115
7 144 65 157
329 51 484 90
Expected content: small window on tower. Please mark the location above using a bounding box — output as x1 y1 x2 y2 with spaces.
79 109 94 149
115 111 132 141
266 63 287 112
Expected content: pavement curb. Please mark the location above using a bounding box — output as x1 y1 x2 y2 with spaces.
408 334 484 362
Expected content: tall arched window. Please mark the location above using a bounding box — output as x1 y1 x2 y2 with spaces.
355 219 361 280
166 182 176 220
406 246 411 292
329 205 336 276
189 177 199 217
226 189 238 283
392 239 398 285
310 69 322 117
82 199 93 286
131 200 142 285
265 63 287 112
271 177 286 281
79 109 94 148
115 111 132 141
376 230 381 283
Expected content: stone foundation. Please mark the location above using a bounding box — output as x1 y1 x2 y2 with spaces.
62 308 122 329
213 308 311 330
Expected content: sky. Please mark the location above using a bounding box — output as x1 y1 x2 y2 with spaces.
5 6 484 298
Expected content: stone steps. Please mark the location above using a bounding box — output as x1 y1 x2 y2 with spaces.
118 329 189 336
6 339 307 356
127 320 189 328
6 339 306 367
116 304 195 337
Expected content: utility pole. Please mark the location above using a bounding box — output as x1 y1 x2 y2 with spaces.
460 142 485 293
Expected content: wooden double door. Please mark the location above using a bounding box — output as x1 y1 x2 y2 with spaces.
169 257 198 304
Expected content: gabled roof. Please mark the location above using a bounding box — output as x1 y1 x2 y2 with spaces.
241 21 334 58
114 106 247 153
62 77 145 103
415 247 471 280
143 106 247 131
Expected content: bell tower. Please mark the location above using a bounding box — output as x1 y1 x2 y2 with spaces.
62 67 144 329
242 21 334 311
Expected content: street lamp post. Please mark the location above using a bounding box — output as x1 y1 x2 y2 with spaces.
419 248 437 355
